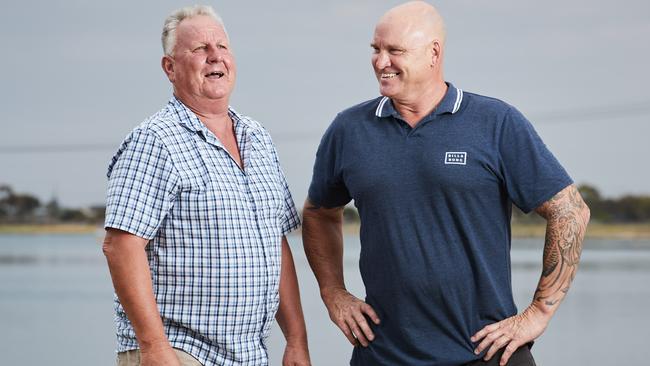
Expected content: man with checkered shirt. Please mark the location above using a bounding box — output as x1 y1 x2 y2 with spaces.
102 6 310 366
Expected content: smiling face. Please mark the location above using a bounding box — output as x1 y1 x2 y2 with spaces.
371 2 446 103
162 15 235 107
371 21 436 101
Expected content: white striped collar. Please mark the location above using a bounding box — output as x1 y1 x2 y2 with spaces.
452 88 464 114
374 83 463 118
375 96 391 117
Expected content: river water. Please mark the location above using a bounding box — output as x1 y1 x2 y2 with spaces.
1 233 648 365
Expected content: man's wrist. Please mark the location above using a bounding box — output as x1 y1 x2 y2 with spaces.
320 285 346 302
285 333 309 349
529 300 556 321
138 337 172 352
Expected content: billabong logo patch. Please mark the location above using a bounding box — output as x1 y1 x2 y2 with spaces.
445 152 467 165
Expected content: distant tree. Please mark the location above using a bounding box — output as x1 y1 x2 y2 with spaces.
59 208 87 222
578 184 610 222
88 205 106 224
0 184 12 200
0 185 13 222
9 194 41 220
343 206 360 224
578 184 602 202
1 182 647 226
616 195 650 222
0 185 41 222
45 198 61 222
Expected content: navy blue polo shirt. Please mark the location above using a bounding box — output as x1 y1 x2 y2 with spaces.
308 83 573 366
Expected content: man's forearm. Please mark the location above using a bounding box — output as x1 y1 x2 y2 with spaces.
533 184 591 315
102 229 169 350
301 200 345 296
302 200 380 347
471 185 590 363
276 236 308 346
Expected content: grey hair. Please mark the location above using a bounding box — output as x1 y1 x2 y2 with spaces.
161 5 228 56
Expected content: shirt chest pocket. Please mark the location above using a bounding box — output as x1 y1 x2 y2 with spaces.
178 165 208 194
246 150 286 219
172 166 213 218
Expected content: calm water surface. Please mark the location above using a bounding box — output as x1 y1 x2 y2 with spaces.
1 233 649 365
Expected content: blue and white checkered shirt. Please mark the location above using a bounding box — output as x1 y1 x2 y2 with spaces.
104 96 300 366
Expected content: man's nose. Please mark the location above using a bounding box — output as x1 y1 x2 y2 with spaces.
207 47 223 63
374 52 390 69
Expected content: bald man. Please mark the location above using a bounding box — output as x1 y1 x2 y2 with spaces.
303 2 589 366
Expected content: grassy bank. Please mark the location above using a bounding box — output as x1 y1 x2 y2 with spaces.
0 224 100 234
1 223 649 239
343 223 650 239
512 223 650 239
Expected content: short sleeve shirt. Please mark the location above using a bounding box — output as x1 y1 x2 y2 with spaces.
105 96 300 366
308 83 572 365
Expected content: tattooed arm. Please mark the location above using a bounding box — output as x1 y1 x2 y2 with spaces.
471 184 590 366
533 184 590 307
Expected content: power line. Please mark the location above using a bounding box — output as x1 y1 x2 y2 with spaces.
1 100 648 154
0 144 116 153
530 100 650 123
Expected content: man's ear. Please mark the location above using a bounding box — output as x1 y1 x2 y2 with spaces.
161 55 175 82
432 40 442 67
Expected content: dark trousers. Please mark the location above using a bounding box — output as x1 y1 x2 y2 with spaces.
463 345 536 366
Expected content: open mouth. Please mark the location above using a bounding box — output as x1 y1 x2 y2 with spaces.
205 71 225 78
381 72 399 79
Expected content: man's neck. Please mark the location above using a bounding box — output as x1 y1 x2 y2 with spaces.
174 92 231 124
392 81 448 128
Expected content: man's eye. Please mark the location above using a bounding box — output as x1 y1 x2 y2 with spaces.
218 44 228 50
389 49 404 55
193 46 207 52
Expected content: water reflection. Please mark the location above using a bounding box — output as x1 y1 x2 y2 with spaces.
1 233 649 365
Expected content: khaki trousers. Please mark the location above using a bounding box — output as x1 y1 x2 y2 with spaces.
117 348 202 366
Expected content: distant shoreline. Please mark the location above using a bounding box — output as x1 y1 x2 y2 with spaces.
0 223 649 239
0 224 101 235
342 223 650 240
512 223 650 239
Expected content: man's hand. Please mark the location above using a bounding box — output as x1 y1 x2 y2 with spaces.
282 341 311 366
472 185 589 366
322 287 380 347
302 201 379 346
471 304 550 366
139 341 181 366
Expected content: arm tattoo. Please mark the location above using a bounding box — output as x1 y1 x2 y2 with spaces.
534 185 589 307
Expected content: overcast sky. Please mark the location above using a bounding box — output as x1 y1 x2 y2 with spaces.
1 0 649 207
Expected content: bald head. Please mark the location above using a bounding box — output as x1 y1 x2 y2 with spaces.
377 1 446 46
371 1 447 107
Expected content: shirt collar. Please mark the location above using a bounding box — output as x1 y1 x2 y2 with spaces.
375 82 464 118
167 95 260 135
